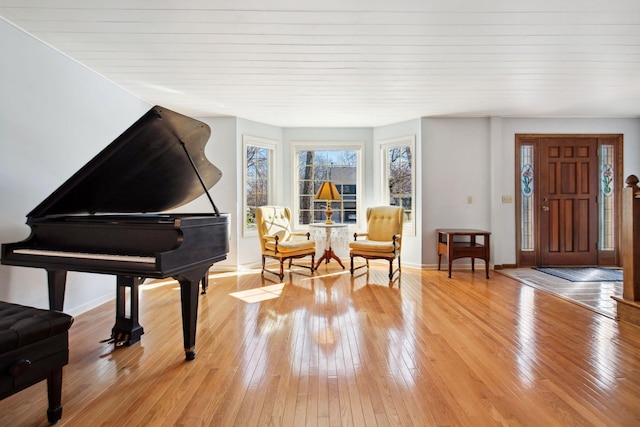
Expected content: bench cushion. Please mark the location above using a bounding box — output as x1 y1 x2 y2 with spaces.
0 301 74 352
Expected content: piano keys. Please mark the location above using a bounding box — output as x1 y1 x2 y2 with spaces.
1 106 230 360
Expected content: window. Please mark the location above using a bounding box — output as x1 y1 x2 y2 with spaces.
520 144 535 251
243 136 277 236
293 144 362 229
381 136 415 235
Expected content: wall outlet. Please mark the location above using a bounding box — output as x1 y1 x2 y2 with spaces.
502 195 513 203
467 196 473 204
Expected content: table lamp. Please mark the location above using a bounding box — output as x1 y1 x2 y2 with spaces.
314 181 341 224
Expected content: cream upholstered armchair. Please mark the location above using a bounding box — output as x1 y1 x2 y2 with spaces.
349 206 404 280
256 206 316 280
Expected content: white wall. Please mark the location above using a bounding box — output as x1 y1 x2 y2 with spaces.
422 118 492 266
420 116 640 268
0 19 150 314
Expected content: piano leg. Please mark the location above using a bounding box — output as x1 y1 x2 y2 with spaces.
47 270 67 311
175 265 210 361
200 273 208 295
111 276 144 346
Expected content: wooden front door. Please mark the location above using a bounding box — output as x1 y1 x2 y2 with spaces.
539 137 599 265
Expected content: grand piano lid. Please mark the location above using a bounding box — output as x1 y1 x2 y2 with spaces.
28 106 222 218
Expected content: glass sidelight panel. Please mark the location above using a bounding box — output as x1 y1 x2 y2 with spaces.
599 144 614 250
520 145 534 251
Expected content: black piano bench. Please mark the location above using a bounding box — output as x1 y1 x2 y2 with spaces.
0 301 74 424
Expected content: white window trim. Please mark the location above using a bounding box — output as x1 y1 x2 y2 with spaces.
380 135 416 236
291 141 364 232
242 135 278 237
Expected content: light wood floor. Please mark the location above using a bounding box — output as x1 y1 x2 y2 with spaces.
2 263 640 426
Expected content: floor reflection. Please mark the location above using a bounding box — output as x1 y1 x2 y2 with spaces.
500 268 622 318
228 266 412 392
515 285 537 387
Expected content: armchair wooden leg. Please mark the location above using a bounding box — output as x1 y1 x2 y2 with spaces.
279 260 285 280
351 256 372 276
261 256 266 276
388 257 401 281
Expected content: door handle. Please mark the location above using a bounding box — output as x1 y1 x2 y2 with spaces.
542 206 549 212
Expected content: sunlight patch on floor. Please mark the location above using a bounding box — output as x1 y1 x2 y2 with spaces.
229 283 285 303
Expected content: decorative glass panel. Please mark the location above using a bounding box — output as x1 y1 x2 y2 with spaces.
520 145 534 251
599 145 614 250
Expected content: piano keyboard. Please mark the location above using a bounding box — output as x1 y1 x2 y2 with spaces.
13 249 155 264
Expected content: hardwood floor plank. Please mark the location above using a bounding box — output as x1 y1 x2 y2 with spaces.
2 266 640 426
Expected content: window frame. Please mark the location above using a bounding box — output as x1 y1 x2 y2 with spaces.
380 135 416 236
242 135 278 237
291 141 364 231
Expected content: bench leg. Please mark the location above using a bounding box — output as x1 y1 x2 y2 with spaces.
47 367 63 424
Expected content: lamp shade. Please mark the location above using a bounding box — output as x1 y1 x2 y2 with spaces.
314 181 341 224
314 181 341 201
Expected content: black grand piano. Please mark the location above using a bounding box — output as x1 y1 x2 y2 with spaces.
1 106 229 360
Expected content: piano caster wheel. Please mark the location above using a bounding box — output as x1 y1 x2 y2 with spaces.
185 349 196 361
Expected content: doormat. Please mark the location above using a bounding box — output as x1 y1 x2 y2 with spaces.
533 267 623 282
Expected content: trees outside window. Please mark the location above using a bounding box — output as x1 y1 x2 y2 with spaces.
294 144 362 228
243 136 277 236
381 135 415 235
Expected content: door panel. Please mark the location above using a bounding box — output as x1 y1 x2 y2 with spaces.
540 137 598 265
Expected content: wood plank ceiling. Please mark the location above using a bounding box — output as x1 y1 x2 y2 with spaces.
1 0 639 127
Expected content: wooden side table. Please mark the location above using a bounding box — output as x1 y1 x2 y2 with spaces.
436 229 491 278
309 223 348 270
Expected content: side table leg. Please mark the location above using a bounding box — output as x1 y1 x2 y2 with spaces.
448 239 453 278
315 249 330 269
471 236 476 271
485 234 490 278
315 248 345 269
329 247 345 269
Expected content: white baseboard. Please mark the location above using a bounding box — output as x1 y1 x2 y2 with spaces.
66 293 114 317
420 263 494 270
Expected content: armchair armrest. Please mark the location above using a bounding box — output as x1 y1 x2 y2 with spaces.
291 232 312 240
353 232 369 241
263 235 281 252
392 234 402 253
